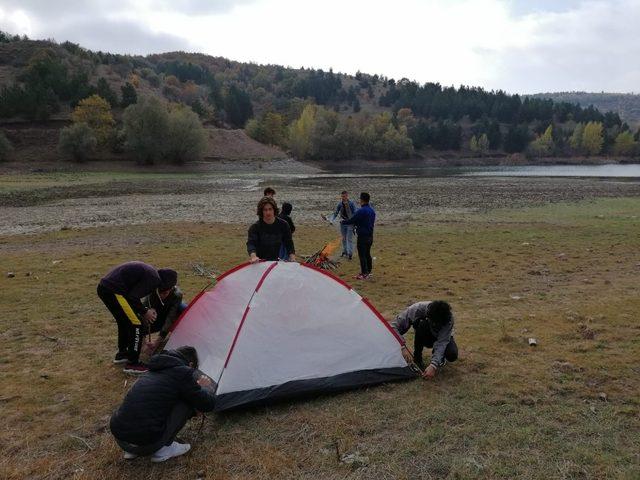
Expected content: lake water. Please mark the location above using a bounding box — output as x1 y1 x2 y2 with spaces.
321 163 640 178
461 164 640 178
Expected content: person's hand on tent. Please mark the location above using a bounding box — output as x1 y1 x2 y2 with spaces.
249 252 261 264
288 253 296 262
422 364 437 380
145 337 161 354
197 374 214 389
143 308 157 325
401 346 414 364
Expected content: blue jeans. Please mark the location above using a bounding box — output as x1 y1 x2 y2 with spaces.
340 224 354 256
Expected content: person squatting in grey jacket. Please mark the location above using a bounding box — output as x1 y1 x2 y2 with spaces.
391 300 458 379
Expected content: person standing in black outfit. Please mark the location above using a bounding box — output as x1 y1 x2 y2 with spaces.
247 196 295 262
341 192 376 280
97 261 178 374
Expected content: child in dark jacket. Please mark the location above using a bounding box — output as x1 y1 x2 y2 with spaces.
278 202 295 234
278 202 295 259
110 347 216 463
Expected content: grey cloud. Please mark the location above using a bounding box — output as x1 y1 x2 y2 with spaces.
490 0 640 93
45 18 193 55
2 0 256 18
1 0 110 19
507 0 585 16
1 1 196 54
154 0 257 14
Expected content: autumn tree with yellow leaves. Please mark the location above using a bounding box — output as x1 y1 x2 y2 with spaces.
70 94 114 145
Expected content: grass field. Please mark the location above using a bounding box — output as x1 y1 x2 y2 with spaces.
1 193 639 479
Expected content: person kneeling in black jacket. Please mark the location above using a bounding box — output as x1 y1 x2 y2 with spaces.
110 346 216 462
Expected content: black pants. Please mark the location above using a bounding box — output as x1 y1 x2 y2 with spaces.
414 331 458 369
356 235 373 275
97 285 144 363
114 402 195 456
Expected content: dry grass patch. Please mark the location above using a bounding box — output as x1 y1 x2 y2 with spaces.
1 198 639 479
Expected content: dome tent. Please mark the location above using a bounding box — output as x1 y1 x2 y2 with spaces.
165 261 416 411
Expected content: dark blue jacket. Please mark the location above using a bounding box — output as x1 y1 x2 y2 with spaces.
110 350 216 445
342 203 375 237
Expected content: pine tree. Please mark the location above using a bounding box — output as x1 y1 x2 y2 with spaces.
120 82 137 108
96 78 118 107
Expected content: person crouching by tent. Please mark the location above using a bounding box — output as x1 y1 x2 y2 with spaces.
341 192 375 280
391 301 458 379
110 346 216 463
141 277 188 356
97 261 178 374
247 196 295 263
278 201 295 259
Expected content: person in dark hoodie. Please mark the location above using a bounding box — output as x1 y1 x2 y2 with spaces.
277 202 295 259
390 300 458 379
97 261 178 374
141 282 188 355
110 346 216 462
247 196 295 262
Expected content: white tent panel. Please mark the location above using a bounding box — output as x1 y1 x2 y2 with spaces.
217 262 406 395
166 261 273 381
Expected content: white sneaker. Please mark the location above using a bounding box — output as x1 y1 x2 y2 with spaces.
123 451 138 460
151 441 191 463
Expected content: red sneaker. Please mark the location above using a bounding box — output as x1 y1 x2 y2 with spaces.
123 362 148 375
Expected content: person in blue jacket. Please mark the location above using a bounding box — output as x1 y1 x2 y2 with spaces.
341 192 375 280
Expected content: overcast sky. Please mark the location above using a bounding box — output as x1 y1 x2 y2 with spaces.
0 0 638 94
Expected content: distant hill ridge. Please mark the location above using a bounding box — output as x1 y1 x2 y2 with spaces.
528 92 640 125
0 32 638 162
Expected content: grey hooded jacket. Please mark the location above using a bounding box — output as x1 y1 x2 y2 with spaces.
391 301 454 368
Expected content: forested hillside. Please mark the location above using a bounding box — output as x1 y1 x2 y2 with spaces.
1 31 639 163
529 92 640 126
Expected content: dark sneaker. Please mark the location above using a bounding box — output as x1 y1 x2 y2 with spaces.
341 252 347 257
123 362 148 375
348 254 352 260
113 351 129 364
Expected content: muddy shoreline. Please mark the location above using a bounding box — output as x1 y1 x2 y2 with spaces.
1 159 640 235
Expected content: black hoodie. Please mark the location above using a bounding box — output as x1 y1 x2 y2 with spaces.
278 202 295 234
110 350 216 445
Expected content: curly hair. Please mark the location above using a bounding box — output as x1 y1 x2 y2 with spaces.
426 301 452 328
256 196 279 218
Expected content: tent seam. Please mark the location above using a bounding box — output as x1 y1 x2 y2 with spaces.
218 262 279 384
